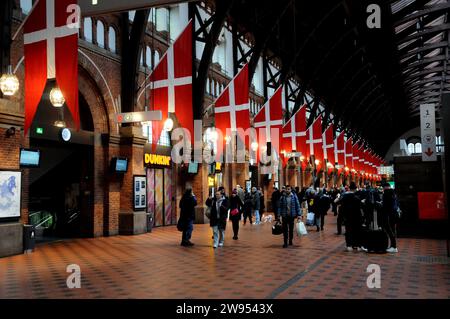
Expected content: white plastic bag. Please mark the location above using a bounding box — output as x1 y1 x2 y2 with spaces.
306 212 315 226
297 220 308 236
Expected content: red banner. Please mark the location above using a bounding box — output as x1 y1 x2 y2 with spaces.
418 192 447 220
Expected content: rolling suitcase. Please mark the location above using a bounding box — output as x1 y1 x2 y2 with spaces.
364 209 388 253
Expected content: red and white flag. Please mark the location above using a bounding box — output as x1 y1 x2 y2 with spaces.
281 104 307 165
334 132 345 169
214 64 250 144
306 116 323 163
345 137 353 169
24 0 79 135
254 86 283 143
322 123 334 162
149 21 193 147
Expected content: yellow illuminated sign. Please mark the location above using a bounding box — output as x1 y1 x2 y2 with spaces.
208 177 215 187
144 153 171 167
215 162 222 171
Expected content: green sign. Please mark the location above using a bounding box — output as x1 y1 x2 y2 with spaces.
36 127 44 135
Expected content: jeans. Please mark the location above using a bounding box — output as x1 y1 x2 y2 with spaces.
282 216 295 245
315 214 325 230
182 219 193 243
381 215 397 248
212 226 225 247
254 210 260 224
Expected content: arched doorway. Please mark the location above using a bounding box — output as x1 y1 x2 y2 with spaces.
28 82 96 242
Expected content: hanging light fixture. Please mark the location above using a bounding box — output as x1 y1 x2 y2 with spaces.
0 66 19 96
49 87 65 107
54 120 66 128
251 142 259 152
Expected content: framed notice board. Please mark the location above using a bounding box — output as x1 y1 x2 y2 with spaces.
133 175 147 211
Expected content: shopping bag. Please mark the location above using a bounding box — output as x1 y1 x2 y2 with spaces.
297 220 308 236
306 213 315 226
272 221 283 235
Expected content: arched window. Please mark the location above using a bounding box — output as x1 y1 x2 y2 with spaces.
140 48 144 66
20 0 33 14
83 18 93 42
415 143 422 154
146 46 152 68
407 143 415 154
154 50 160 66
156 8 170 32
108 27 117 53
129 11 136 22
206 78 210 94
96 20 105 48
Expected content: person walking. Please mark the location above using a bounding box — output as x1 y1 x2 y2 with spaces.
278 186 301 248
379 183 399 253
271 187 281 220
206 190 229 248
243 190 253 225
229 189 244 240
316 190 331 232
251 187 261 224
338 182 365 252
236 185 245 204
178 189 197 247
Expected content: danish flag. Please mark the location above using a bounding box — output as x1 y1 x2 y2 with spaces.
254 86 284 143
345 137 353 169
148 21 193 148
334 132 346 168
306 116 323 162
214 64 250 144
322 123 334 162
281 104 307 165
23 0 79 135
352 142 361 173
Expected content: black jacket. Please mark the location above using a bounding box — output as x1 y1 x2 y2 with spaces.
229 195 243 221
179 194 197 222
317 194 331 217
339 192 363 226
206 196 229 229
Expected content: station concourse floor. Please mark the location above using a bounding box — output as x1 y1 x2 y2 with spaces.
1 215 449 299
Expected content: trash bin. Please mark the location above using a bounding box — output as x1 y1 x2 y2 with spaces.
146 213 153 233
23 225 35 254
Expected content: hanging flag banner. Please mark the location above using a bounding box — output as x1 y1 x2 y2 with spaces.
420 104 437 162
24 0 80 136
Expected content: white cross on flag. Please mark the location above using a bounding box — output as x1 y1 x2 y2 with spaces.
282 103 307 156
214 64 250 143
23 0 80 135
254 86 284 143
322 123 334 161
149 21 193 147
334 132 346 168
306 115 323 162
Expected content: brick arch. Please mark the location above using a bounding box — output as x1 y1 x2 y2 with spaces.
78 66 109 134
78 50 118 134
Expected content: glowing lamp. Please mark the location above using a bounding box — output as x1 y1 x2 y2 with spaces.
0 66 19 96
163 118 174 132
49 87 65 107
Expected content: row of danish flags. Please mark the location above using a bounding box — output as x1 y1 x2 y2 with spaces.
22 2 384 179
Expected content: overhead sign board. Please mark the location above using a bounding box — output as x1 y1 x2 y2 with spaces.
79 0 199 16
420 104 437 162
115 111 162 124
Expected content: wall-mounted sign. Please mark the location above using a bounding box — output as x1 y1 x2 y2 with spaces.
115 111 162 124
0 171 21 219
215 162 222 172
420 104 437 162
144 153 171 167
133 176 146 211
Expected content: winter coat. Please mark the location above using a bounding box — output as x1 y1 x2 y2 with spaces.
317 194 331 217
251 191 261 210
278 192 301 218
243 193 253 214
179 194 197 223
339 192 363 226
229 195 243 221
206 196 229 229
271 190 281 212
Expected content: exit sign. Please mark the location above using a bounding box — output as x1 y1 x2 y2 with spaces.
36 127 44 135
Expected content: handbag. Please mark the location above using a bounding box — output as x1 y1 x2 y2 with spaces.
297 220 308 236
272 221 283 235
230 208 239 216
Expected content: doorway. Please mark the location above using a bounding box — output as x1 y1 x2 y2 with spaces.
147 168 176 227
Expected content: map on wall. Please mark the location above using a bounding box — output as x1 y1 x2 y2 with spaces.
0 171 21 218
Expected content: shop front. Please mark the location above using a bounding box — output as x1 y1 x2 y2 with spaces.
144 145 176 228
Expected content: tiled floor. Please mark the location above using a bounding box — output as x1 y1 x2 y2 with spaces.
1 215 449 299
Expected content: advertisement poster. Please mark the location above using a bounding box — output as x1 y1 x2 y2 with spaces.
0 171 21 219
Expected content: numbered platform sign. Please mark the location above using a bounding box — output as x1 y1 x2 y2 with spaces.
420 104 437 162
